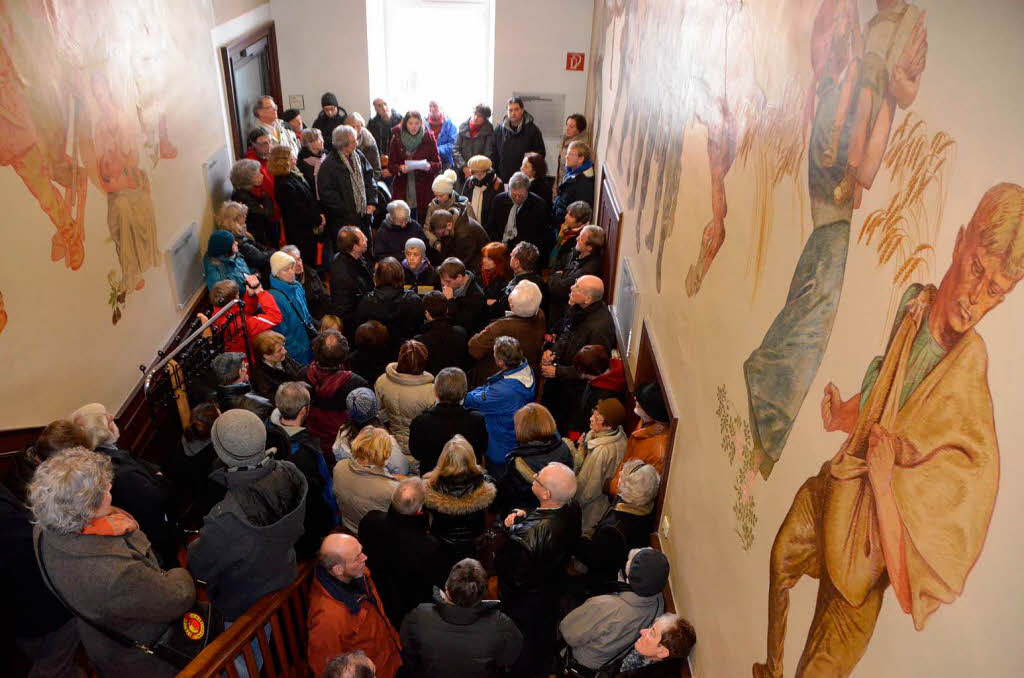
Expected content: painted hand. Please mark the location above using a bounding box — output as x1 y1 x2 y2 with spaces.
867 424 897 489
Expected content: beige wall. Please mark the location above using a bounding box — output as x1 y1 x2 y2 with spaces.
0 0 225 429
212 0 267 26
589 0 1024 675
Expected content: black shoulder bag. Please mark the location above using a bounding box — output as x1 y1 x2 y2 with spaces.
34 530 223 669
278 290 319 339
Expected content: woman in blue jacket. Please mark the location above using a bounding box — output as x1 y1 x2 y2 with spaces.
427 101 459 171
267 251 314 365
203 230 252 294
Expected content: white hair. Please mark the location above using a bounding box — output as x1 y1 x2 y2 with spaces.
332 124 357 148
618 460 661 509
387 199 411 220
29 447 113 534
509 280 542 318
542 461 577 505
70 403 117 447
508 172 530 192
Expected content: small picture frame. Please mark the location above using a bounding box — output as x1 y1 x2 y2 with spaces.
288 95 304 111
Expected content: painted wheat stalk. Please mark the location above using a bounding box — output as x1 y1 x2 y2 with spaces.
738 77 807 298
858 111 954 335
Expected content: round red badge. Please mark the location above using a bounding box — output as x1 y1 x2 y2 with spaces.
183 612 205 640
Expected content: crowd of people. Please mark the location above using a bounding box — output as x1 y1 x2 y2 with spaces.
3 93 695 678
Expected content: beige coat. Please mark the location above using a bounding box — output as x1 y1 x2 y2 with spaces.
333 458 400 533
375 363 436 460
569 426 628 533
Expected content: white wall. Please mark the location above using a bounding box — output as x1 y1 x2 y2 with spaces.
493 0 593 160
270 0 372 122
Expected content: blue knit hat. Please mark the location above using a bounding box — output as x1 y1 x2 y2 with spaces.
346 387 379 425
208 230 235 258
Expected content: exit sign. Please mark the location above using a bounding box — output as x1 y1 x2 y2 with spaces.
566 52 585 71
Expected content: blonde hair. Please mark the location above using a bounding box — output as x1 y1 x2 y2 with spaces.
351 426 392 467
568 139 591 161
319 315 343 333
424 434 484 480
969 182 1024 278
252 330 286 357
215 201 248 236
268 145 295 176
514 403 557 443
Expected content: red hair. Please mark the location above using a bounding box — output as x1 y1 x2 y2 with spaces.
480 242 510 287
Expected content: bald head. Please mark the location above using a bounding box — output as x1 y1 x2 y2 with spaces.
536 462 577 506
392 477 425 515
70 402 117 448
319 533 367 582
569 274 604 308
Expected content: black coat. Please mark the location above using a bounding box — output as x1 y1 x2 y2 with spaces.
329 252 375 334
354 286 425 352
446 276 489 335
409 402 488 473
575 504 657 597
548 252 605 329
413 319 469 377
459 170 503 228
95 443 176 569
0 484 71 639
358 508 447 626
236 233 274 283
251 355 307 400
530 174 555 209
301 268 331 320
552 301 617 381
404 262 438 290
423 472 496 566
232 188 279 247
297 147 325 196
400 587 523 678
491 271 548 319
312 108 348 153
276 426 337 560
368 111 403 158
373 218 426 262
431 213 490 275
612 657 688 678
348 346 391 387
492 113 546 183
487 192 552 254
495 436 575 515
318 148 377 237
274 172 322 265
551 164 596 226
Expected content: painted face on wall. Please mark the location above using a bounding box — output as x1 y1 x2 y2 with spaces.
937 225 1018 336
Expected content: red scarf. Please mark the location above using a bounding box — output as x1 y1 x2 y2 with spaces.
468 119 482 138
428 112 445 139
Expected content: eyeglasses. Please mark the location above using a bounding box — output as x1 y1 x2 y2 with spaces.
532 472 548 492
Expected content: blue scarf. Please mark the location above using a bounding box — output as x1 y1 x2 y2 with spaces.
564 159 593 180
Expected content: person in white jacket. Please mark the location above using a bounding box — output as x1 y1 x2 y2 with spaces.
568 398 629 533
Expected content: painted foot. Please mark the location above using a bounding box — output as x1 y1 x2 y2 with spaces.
685 218 725 297
50 232 85 270
160 138 178 160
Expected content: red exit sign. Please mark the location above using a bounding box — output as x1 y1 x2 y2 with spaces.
566 52 585 71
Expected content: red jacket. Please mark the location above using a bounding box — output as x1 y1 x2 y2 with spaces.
245 148 284 241
212 289 282 359
307 566 402 678
387 125 441 211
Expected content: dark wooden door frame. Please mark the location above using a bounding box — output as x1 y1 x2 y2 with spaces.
220 23 283 159
597 163 624 303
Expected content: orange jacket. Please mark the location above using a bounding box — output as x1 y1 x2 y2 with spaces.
607 421 670 497
307 566 402 678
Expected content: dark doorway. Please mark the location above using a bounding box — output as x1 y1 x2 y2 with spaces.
221 24 283 159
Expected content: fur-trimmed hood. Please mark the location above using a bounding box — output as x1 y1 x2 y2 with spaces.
424 474 496 515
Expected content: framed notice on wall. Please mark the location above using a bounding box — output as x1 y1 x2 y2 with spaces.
512 91 566 139
612 257 638 359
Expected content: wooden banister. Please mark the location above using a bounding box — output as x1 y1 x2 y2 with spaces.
178 562 315 678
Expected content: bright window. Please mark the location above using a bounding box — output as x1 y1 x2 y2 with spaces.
366 0 494 122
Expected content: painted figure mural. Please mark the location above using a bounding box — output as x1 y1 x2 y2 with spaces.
753 182 1020 677
0 0 179 326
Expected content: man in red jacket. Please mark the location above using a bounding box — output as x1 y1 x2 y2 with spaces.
308 533 402 678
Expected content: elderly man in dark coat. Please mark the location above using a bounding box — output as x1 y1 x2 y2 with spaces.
317 124 378 259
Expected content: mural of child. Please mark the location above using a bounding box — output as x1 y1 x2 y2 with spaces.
752 183 1023 678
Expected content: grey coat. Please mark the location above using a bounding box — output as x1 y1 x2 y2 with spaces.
34 525 195 678
453 119 496 172
559 590 665 669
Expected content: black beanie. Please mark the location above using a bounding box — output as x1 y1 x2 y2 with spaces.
321 92 339 108
627 548 670 597
636 381 669 422
281 108 300 123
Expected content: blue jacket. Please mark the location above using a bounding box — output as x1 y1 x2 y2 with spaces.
433 118 458 168
463 361 536 464
269 276 314 365
204 253 251 295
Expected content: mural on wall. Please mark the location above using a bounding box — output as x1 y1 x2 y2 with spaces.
754 182 1020 678
715 385 760 550
0 0 179 327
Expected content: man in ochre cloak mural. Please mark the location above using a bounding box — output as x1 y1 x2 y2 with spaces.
753 183 1022 678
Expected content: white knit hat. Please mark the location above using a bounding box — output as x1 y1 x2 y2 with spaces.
431 168 458 194
271 251 297 277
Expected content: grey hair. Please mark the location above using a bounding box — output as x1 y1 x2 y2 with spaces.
392 477 426 515
230 158 262 190
508 280 542 318
69 403 116 448
508 172 530 192
345 111 366 126
542 461 578 504
301 128 322 147
387 199 411 220
215 201 248 232
618 460 661 508
581 224 606 252
566 200 593 223
332 124 357 149
493 336 524 368
281 244 301 259
324 650 375 678
275 381 310 419
252 95 273 117
29 447 113 534
404 237 426 256
434 367 468 403
211 352 245 386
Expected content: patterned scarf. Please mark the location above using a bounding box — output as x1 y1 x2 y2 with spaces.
345 151 367 214
401 126 425 154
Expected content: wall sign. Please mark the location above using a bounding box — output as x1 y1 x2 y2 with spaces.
566 52 585 71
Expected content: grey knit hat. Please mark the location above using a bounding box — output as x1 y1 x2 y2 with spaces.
211 409 268 468
627 548 670 597
346 387 379 425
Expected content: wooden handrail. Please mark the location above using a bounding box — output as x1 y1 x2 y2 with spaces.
178 561 315 678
